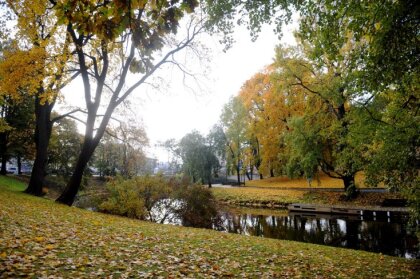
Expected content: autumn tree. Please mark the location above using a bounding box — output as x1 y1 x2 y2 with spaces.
0 38 34 173
293 1 419 200
210 0 418 208
93 133 120 177
92 121 148 178
50 0 205 205
0 1 75 196
278 44 369 197
115 122 148 178
239 70 278 177
220 96 248 185
209 0 419 192
0 94 34 175
237 72 268 178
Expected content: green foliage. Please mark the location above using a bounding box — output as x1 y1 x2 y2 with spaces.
205 0 294 47
0 92 35 171
220 97 248 181
207 124 227 161
297 0 419 92
48 117 82 176
174 184 220 228
178 130 220 186
100 175 171 219
99 173 221 228
285 117 321 180
100 177 146 219
295 0 419 207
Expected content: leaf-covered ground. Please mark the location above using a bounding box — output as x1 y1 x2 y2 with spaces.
212 186 402 209
0 176 418 278
212 187 306 208
244 173 371 189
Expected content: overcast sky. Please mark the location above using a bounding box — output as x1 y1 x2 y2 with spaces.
60 20 297 161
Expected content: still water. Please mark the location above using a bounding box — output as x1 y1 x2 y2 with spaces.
85 199 419 259
211 208 419 259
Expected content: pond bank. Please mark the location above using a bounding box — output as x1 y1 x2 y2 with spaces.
217 206 418 259
0 177 418 278
211 186 407 210
218 199 289 209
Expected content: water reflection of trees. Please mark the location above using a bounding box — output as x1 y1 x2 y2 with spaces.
218 211 418 258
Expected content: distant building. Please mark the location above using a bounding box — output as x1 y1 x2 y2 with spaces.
0 158 32 174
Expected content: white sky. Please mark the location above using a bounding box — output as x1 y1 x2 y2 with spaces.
60 21 297 161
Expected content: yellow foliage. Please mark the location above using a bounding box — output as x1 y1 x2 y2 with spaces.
245 173 369 188
1 1 71 104
0 47 46 99
237 61 311 176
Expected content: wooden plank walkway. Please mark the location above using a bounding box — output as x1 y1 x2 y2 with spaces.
288 203 409 217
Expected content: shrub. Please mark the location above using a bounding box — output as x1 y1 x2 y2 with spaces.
99 175 221 228
99 177 145 218
99 175 171 219
174 184 220 228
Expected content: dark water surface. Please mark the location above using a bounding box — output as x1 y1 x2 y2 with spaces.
211 207 419 259
83 199 418 259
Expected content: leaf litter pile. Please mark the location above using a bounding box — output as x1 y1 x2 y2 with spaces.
0 181 418 278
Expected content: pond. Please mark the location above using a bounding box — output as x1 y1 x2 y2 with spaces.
213 207 419 259
161 206 418 259
81 198 418 259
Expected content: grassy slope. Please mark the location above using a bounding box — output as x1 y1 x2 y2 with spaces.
244 173 370 189
0 176 418 278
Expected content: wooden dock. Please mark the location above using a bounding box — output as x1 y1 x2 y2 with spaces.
288 203 409 218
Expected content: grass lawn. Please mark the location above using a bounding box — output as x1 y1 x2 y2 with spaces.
0 176 417 278
0 175 27 192
212 187 306 207
245 173 372 189
212 186 402 208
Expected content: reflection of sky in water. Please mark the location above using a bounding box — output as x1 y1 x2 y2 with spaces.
217 210 418 259
337 219 346 233
150 203 418 259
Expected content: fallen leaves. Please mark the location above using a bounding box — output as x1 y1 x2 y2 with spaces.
212 187 305 207
0 180 418 278
244 173 368 188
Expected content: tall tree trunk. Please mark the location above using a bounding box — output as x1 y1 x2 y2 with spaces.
17 155 22 175
0 156 7 175
56 141 95 205
342 174 357 199
250 165 253 180
0 132 8 175
270 168 274 178
25 99 53 196
236 163 241 185
245 171 251 181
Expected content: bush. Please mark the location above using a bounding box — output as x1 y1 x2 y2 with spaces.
174 184 220 228
99 175 221 229
99 177 145 218
99 175 171 219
